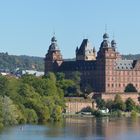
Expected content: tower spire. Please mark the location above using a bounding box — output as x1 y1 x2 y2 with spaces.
105 24 107 33
53 31 55 36
112 32 115 40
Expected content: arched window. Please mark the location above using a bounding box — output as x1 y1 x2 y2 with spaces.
124 83 137 92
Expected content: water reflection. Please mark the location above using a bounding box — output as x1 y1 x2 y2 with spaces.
0 117 140 140
64 117 140 140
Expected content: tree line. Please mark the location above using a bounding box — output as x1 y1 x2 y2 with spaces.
0 72 81 129
0 52 140 72
0 52 44 71
95 94 140 117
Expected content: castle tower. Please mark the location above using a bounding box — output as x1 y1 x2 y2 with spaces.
95 33 121 92
44 36 63 75
76 39 96 61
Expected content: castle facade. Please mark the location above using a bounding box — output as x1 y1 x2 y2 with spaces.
44 33 140 94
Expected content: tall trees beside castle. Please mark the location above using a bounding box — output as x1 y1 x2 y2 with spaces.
0 71 83 128
0 72 75 128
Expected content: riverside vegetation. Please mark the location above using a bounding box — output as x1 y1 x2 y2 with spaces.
0 71 140 129
0 72 81 129
93 94 140 117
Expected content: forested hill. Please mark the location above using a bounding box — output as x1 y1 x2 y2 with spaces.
122 54 140 60
0 52 44 71
0 52 140 72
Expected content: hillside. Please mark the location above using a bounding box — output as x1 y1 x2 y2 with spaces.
122 54 140 60
0 52 44 71
0 53 140 72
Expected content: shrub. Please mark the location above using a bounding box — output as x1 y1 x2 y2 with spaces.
93 110 103 117
110 110 122 117
131 110 137 118
125 98 136 112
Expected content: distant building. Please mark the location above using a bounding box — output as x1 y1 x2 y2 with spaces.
0 72 9 76
22 70 44 77
44 33 140 94
15 69 44 77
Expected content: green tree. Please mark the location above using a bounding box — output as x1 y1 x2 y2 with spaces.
45 79 57 96
57 79 75 96
96 98 106 109
125 97 136 111
0 75 9 96
56 72 65 81
2 96 22 125
66 71 82 96
51 105 62 121
46 72 56 84
113 94 126 111
0 72 66 126
0 97 3 128
106 100 114 112
25 108 38 123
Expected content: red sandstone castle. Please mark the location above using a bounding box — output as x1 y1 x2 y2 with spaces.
45 33 140 94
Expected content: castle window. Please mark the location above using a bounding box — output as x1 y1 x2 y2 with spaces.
108 84 110 87
112 84 114 87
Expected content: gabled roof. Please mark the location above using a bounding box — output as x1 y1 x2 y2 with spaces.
77 39 94 55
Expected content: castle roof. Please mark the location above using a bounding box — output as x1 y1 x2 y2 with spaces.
76 39 94 55
48 36 59 51
115 60 134 70
103 33 109 40
100 33 111 49
59 60 96 71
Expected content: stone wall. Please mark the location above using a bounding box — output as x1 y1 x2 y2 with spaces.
101 93 140 105
65 97 94 114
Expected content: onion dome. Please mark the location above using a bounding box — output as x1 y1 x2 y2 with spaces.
51 36 57 42
103 33 109 40
100 33 111 48
49 36 59 51
111 40 117 47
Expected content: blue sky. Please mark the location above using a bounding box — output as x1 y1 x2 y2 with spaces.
0 0 140 58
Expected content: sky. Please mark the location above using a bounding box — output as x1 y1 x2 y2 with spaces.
0 0 140 58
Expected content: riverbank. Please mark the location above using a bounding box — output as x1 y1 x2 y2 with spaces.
63 111 140 118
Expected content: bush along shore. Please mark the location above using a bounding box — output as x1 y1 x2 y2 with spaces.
0 71 87 129
0 71 84 129
77 94 140 118
0 71 140 129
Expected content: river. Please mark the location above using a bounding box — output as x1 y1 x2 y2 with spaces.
0 117 140 140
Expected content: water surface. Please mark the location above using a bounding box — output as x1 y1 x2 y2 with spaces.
0 117 140 140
